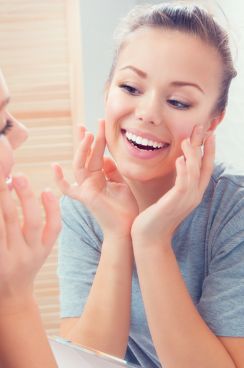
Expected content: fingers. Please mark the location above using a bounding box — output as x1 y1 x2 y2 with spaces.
180 125 215 195
199 134 215 192
53 163 73 196
181 138 201 184
87 119 106 171
12 175 43 246
14 175 61 251
103 157 124 183
174 156 188 192
41 190 61 248
73 129 94 173
190 125 204 147
0 167 22 249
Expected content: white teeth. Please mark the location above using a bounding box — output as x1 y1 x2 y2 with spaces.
125 130 164 149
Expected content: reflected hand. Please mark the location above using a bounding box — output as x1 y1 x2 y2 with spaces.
0 170 61 308
131 125 215 245
54 120 138 237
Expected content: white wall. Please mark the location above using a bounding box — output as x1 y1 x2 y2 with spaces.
80 0 244 169
214 0 244 169
79 0 136 131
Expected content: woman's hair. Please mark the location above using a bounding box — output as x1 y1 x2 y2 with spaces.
108 2 237 115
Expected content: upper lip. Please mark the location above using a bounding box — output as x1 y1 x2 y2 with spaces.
121 128 170 144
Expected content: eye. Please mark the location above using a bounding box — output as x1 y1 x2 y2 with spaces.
119 83 140 96
167 99 190 110
0 119 13 136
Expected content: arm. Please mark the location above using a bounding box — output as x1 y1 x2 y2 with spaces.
55 121 138 357
0 171 60 367
64 234 133 358
0 297 57 368
133 242 236 368
132 127 242 367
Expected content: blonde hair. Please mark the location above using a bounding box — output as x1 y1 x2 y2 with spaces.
108 2 237 114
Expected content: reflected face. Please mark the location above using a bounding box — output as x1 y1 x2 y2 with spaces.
104 28 223 182
0 71 28 179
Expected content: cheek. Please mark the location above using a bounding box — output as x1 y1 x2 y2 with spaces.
169 118 195 142
105 89 131 123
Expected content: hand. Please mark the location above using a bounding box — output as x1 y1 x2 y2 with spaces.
0 168 61 310
131 125 215 245
53 120 138 238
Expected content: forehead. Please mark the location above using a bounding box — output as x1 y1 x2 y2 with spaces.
115 28 222 90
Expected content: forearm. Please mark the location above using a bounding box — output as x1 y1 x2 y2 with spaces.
0 296 57 368
67 235 133 358
133 242 235 368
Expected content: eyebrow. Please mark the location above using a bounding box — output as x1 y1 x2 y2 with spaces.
119 66 147 78
0 96 10 111
119 65 204 94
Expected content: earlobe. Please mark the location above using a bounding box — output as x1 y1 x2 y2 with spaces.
208 110 225 132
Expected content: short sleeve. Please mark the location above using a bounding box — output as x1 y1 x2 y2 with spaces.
57 195 103 318
197 182 244 337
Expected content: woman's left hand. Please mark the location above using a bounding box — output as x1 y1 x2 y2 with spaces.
131 125 215 245
0 169 61 311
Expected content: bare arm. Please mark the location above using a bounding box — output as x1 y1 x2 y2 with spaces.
132 127 242 367
0 297 57 368
63 235 133 358
55 121 138 357
0 171 60 367
133 243 237 368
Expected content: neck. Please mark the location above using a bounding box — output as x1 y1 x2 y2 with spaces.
126 171 176 212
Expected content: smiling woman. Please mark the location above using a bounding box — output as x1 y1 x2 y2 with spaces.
55 2 244 368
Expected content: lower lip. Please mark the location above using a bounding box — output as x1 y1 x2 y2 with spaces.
122 133 169 160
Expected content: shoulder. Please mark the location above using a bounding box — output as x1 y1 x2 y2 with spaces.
207 162 244 211
210 162 244 190
204 163 244 254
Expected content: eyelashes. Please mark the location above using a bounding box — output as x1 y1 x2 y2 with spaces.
119 83 191 110
119 83 140 96
0 119 13 135
167 99 191 110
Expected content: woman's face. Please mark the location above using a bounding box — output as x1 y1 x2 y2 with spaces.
0 71 28 180
104 28 224 183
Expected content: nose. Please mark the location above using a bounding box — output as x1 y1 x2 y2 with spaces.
135 92 162 126
8 116 29 149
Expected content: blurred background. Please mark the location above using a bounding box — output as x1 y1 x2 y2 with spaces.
0 0 243 336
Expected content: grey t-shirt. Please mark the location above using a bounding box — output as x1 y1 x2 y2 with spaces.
58 163 244 368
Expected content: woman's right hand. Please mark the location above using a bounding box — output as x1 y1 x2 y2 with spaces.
53 120 138 238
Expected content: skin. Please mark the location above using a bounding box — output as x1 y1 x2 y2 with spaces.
56 27 244 367
0 71 60 368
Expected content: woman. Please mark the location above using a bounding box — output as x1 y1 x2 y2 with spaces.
56 3 244 368
0 69 60 367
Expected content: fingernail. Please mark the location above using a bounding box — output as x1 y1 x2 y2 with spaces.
14 176 27 188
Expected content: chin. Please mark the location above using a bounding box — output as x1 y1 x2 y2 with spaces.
118 162 168 183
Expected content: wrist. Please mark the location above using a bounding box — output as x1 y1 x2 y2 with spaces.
103 232 132 244
132 233 172 251
0 292 37 316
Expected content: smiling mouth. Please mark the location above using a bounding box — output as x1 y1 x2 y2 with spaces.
121 129 170 151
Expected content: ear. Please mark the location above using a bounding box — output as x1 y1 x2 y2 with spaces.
207 110 225 132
